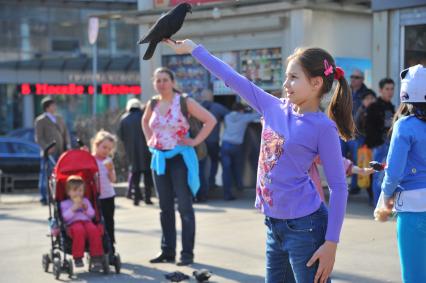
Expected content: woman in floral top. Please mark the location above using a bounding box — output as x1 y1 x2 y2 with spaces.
142 67 216 266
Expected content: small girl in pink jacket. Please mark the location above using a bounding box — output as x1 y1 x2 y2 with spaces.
60 175 103 267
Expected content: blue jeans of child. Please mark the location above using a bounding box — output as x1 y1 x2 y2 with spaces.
38 155 56 203
372 141 390 205
265 203 331 283
220 141 244 199
397 212 426 283
152 155 195 261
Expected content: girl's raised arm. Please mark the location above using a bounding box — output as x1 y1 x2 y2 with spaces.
164 39 280 115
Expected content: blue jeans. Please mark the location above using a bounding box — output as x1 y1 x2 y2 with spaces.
220 141 244 199
372 142 390 205
265 204 330 283
152 155 195 261
206 141 220 188
340 137 364 189
397 212 426 283
38 155 56 202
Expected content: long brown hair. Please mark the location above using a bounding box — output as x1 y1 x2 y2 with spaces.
389 103 426 136
287 48 355 141
153 67 182 94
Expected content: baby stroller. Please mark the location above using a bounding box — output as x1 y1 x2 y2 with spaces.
41 143 121 279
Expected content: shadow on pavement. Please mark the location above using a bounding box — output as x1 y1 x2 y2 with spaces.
0 213 46 225
332 271 400 283
56 262 165 282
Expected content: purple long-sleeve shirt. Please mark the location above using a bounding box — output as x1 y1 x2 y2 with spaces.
60 198 95 226
192 45 348 242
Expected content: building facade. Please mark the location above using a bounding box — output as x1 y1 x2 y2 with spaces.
372 0 426 104
124 0 373 105
0 0 140 134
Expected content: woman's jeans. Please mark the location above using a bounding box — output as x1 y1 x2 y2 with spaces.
397 212 426 283
265 203 331 283
152 155 195 261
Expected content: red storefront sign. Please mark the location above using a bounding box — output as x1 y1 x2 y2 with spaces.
20 83 142 95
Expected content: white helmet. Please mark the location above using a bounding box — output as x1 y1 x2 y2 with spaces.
400 64 426 103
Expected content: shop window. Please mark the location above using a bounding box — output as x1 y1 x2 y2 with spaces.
162 47 283 99
51 39 80 52
115 22 137 53
162 54 210 99
0 85 23 135
404 24 426 68
240 48 283 91
211 51 238 95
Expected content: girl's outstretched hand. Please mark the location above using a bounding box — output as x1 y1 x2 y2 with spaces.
163 39 197 54
307 241 337 283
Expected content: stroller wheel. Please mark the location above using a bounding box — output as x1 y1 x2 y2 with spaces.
103 254 110 275
52 258 61 280
114 254 121 274
42 253 50 272
66 259 74 278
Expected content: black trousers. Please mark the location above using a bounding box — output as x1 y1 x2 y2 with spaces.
153 155 195 261
130 170 153 201
100 196 115 254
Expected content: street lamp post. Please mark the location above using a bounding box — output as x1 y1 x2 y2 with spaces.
88 17 99 117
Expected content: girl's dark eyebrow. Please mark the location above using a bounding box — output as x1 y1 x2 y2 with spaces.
285 72 298 76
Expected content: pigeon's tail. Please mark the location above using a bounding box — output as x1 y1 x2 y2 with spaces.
143 41 158 60
137 36 149 44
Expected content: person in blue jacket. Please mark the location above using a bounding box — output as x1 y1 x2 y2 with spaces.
380 64 426 283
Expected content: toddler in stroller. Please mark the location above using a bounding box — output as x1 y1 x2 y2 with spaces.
61 175 103 267
42 147 121 279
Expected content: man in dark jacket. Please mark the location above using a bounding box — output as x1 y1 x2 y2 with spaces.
342 69 371 194
117 98 153 206
365 78 395 205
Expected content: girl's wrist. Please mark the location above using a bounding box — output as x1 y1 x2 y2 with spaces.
187 40 198 54
325 240 338 247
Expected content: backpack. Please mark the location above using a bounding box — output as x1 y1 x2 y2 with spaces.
150 94 208 160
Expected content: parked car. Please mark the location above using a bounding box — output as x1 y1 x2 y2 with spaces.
6 128 37 143
0 137 41 174
6 127 78 148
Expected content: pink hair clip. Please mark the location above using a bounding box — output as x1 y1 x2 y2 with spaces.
323 59 333 76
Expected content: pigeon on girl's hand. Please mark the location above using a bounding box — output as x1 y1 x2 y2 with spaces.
193 269 212 282
138 2 192 60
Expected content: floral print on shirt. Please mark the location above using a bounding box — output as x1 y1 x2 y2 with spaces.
256 127 285 207
148 94 190 150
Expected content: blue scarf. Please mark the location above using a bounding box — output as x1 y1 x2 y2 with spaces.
149 145 200 196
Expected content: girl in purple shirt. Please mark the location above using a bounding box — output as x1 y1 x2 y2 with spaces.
165 39 354 283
